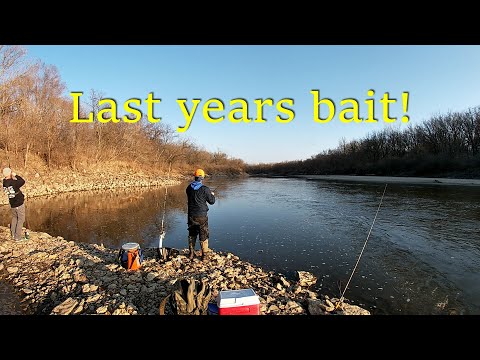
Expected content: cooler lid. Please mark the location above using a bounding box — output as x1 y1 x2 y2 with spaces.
121 242 140 251
217 288 260 308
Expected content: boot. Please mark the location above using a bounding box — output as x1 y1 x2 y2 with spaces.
188 236 196 260
200 239 209 261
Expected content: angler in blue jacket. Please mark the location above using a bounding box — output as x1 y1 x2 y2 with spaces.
186 168 215 261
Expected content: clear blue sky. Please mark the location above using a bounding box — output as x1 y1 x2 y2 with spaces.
26 45 480 164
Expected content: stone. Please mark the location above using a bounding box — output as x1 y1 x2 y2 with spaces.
96 305 108 314
106 263 119 271
286 301 303 313
56 264 65 274
307 299 328 315
296 271 317 287
86 294 101 303
112 308 130 315
52 297 78 315
108 283 117 290
74 272 88 283
280 277 291 287
339 303 371 315
268 304 280 313
146 273 157 281
59 272 71 281
265 295 275 303
7 266 18 274
73 304 84 314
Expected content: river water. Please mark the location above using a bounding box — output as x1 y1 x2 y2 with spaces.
1 176 479 315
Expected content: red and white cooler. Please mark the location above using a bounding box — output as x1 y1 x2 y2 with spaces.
217 288 260 315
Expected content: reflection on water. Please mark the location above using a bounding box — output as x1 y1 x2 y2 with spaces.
1 177 479 315
4 184 191 248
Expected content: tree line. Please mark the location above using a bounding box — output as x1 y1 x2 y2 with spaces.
0 45 245 176
247 106 480 178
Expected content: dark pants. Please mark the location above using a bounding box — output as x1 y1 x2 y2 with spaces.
188 216 209 241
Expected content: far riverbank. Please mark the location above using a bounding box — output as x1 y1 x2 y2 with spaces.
273 175 480 187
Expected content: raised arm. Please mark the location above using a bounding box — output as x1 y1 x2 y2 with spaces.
205 187 215 205
14 175 25 188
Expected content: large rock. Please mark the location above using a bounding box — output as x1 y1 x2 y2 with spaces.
146 273 157 282
96 305 108 314
286 300 304 314
7 267 18 274
307 299 370 315
296 271 317 287
339 303 371 315
52 297 78 315
307 299 329 315
112 308 130 315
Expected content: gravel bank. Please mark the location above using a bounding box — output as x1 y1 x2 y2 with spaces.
0 226 369 315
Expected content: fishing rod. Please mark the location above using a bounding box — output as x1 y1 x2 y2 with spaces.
157 170 171 260
24 203 30 239
335 183 388 310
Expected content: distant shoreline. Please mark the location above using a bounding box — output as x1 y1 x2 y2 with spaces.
250 174 480 187
294 175 480 187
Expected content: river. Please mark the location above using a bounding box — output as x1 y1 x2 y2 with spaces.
1 176 479 315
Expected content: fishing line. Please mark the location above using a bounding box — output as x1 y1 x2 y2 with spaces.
337 183 388 308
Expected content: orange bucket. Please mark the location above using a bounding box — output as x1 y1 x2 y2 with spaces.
118 242 143 270
127 249 141 270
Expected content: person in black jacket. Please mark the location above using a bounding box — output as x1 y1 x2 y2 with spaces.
2 167 27 241
186 168 215 261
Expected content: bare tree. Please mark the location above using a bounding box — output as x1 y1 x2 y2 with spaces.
0 45 32 164
88 89 106 162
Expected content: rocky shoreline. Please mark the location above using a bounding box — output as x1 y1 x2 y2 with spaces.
0 226 370 315
0 170 183 206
